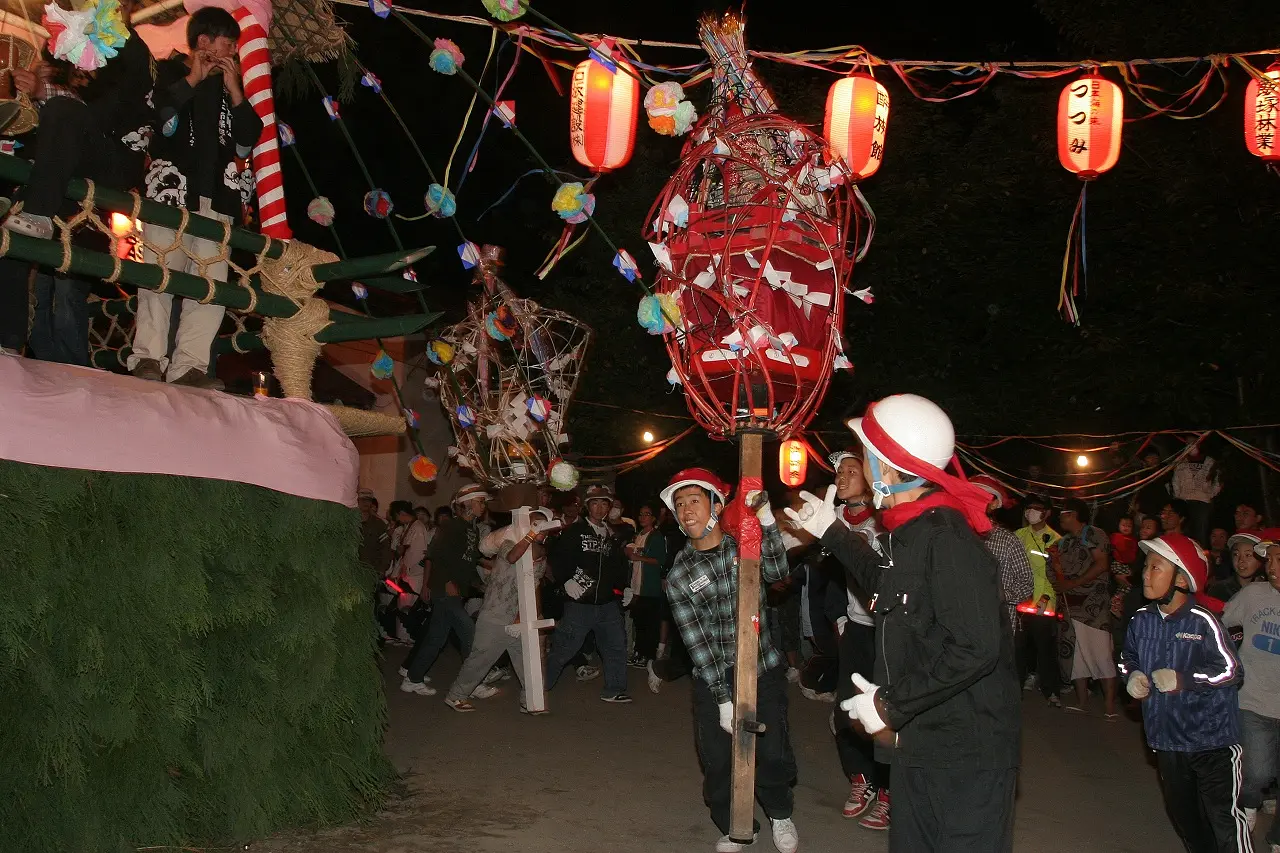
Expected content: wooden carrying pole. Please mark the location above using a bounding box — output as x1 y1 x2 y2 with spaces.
510 506 554 713
729 431 764 843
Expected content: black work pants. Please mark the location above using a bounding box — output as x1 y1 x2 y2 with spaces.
891 763 1016 853
692 666 796 836
1019 612 1061 698
835 621 889 788
1157 745 1254 853
630 594 662 659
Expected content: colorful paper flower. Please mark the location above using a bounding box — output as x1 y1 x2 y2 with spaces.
360 71 382 94
637 292 681 335
306 196 335 226
481 0 526 21
485 305 519 341
43 3 99 70
351 282 368 300
371 349 395 379
551 182 594 224
644 81 697 137
409 454 438 482
429 38 464 75
363 189 394 219
87 0 129 62
425 183 456 218
368 0 392 18
526 396 552 422
426 339 455 365
404 408 420 428
548 458 579 491
456 405 477 429
278 122 296 147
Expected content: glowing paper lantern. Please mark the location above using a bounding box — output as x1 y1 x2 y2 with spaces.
569 56 639 172
1245 63 1280 161
823 74 889 180
1057 74 1123 178
778 439 808 487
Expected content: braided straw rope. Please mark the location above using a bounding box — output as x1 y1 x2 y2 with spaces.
261 297 331 400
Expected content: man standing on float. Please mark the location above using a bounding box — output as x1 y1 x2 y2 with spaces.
787 394 1021 852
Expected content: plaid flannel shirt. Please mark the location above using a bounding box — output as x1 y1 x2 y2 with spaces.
665 524 788 704
984 524 1035 631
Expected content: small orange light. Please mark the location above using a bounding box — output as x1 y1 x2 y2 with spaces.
109 213 135 237
778 439 808 488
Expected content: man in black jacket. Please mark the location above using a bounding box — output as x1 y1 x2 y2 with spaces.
544 484 632 703
127 7 261 390
787 394 1020 853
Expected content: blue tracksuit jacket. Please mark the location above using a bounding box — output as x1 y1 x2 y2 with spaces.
1118 601 1241 753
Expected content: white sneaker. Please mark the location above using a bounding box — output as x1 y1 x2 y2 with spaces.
483 667 508 685
785 667 801 684
1022 674 1037 692
397 666 408 677
576 664 601 681
399 677 436 696
770 818 798 853
1244 806 1257 832
471 683 499 699
715 833 756 852
647 660 662 694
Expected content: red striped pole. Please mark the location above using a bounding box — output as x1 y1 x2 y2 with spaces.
233 6 291 239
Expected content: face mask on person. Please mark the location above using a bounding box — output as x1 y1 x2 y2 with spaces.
1025 509 1046 525
608 507 622 522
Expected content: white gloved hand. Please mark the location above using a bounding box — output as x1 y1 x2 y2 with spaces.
746 490 776 526
1126 671 1150 699
564 579 586 600
836 616 848 637
838 673 888 735
503 622 521 638
532 518 563 535
783 485 839 539
718 701 733 734
1152 668 1181 693
622 588 634 607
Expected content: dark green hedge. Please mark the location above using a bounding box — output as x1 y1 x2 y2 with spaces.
0 460 390 853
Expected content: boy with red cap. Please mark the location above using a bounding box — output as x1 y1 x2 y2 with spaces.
788 393 1020 853
662 468 799 853
1118 533 1250 852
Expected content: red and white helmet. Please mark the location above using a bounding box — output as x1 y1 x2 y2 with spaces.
661 467 730 512
847 394 955 479
1140 533 1210 593
970 474 1012 510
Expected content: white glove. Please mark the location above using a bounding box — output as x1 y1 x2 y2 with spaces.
1126 671 1150 699
836 616 848 636
622 588 634 607
718 701 733 734
532 518 563 535
838 673 887 735
746 490 776 526
1152 669 1180 693
564 579 585 600
783 485 839 539
503 622 521 638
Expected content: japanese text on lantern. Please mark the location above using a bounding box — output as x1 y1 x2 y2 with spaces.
870 92 889 160
570 64 588 151
1257 79 1278 152
1068 81 1090 155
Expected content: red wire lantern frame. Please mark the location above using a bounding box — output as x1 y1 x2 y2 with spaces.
645 113 863 441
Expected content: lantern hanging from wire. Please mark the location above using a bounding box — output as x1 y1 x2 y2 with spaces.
823 73 890 181
1244 62 1280 162
778 439 808 487
569 51 639 173
430 246 592 488
642 13 871 441
1055 72 1123 326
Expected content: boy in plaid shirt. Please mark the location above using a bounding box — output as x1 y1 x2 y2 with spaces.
662 468 798 853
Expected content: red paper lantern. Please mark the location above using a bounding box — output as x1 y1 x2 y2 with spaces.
1057 74 1123 178
1245 63 1280 161
824 74 890 180
778 439 808 487
569 57 639 172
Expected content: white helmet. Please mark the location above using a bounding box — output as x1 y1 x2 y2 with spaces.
847 394 955 480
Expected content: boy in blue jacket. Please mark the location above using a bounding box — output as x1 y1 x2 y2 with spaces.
1119 533 1252 853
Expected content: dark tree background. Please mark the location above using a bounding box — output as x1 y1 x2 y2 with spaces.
277 0 1280 503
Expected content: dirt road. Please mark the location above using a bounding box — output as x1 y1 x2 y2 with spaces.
255 650 1250 853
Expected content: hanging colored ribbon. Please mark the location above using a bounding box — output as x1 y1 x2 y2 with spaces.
1057 182 1088 326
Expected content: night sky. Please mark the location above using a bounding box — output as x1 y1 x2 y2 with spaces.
268 0 1280 499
